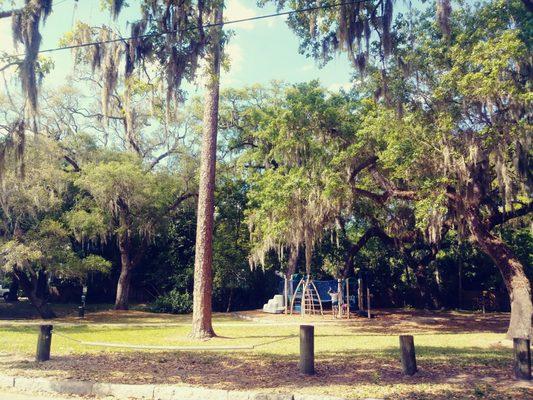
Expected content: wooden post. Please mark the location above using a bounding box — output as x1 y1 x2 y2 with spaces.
36 325 53 362
357 278 363 311
514 338 531 380
458 260 463 309
346 278 350 319
337 279 343 318
284 276 289 314
299 325 314 375
399 335 417 376
366 287 371 319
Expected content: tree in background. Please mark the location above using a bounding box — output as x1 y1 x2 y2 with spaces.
62 0 227 337
212 176 251 312
354 0 532 337
0 137 110 318
264 0 531 338
71 155 181 310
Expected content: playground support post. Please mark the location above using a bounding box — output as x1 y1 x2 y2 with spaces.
357 278 363 311
346 278 350 319
299 325 315 375
514 338 531 380
367 287 371 319
399 335 417 376
284 276 288 314
337 279 342 318
36 325 53 362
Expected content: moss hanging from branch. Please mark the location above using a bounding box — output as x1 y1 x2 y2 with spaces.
0 120 26 181
11 0 53 128
111 0 124 20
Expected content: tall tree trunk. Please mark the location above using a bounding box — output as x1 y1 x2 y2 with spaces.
13 267 56 319
7 276 19 301
458 258 463 309
286 246 299 278
413 262 431 308
191 5 223 340
115 249 132 310
115 205 133 310
466 208 532 339
226 287 233 313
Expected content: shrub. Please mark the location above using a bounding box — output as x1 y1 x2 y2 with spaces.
150 289 193 314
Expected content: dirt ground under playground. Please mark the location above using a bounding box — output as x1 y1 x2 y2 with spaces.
0 306 531 399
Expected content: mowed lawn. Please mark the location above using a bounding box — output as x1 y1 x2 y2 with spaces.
0 305 530 399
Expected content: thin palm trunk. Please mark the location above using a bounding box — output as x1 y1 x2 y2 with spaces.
191 5 223 339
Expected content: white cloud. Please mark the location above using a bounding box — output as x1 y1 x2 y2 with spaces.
226 43 243 73
222 42 244 86
328 82 353 92
0 19 18 80
225 0 257 30
0 19 15 54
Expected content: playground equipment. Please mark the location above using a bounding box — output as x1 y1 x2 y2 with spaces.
262 294 285 314
290 275 324 315
263 274 369 318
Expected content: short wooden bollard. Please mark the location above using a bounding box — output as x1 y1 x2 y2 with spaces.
399 335 417 376
36 325 53 362
300 325 314 375
514 338 531 380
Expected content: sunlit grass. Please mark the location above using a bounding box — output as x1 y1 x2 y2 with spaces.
0 307 526 400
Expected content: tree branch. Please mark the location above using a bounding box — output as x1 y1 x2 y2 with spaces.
0 61 21 73
488 201 533 229
168 192 197 212
353 187 388 204
348 155 378 182
148 148 181 170
343 225 417 275
63 155 81 172
369 167 417 200
0 8 22 19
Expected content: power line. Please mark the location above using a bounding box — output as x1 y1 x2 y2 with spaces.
10 0 371 57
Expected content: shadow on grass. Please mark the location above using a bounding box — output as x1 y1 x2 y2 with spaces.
2 345 528 400
337 310 510 336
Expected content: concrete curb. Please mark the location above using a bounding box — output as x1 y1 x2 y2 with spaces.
0 373 362 400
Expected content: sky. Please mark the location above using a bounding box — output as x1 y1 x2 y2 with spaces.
0 0 362 94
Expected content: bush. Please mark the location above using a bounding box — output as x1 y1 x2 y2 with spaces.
150 290 192 314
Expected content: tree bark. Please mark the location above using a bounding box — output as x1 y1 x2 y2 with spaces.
7 276 19 301
13 267 56 319
466 208 532 339
226 287 233 313
115 255 132 310
191 5 223 340
115 203 133 310
286 246 299 278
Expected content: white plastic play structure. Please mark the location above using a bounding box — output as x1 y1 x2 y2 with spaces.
262 294 285 314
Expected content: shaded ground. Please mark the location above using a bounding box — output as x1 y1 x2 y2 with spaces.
235 308 512 335
0 304 531 399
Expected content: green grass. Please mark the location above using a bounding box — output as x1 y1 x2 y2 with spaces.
0 307 528 399
0 318 507 355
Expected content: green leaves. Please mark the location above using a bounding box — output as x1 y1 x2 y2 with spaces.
235 82 369 269
0 218 111 279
